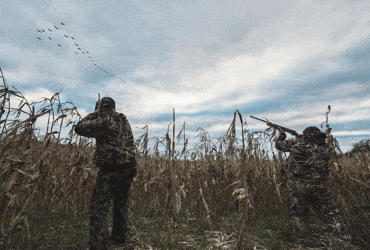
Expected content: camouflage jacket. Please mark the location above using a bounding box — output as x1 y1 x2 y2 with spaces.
75 110 136 167
275 137 331 182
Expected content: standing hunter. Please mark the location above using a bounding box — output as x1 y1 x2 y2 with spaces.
275 126 350 247
75 96 137 250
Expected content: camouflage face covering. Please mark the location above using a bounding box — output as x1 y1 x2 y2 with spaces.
95 97 116 111
303 126 326 144
100 97 115 110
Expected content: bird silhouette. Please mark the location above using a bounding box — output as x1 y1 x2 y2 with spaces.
34 24 124 84
35 30 126 84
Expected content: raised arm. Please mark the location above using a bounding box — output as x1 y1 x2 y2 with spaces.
275 132 298 152
74 111 102 138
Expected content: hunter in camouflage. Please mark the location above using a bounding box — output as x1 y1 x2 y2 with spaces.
75 97 137 250
275 126 350 247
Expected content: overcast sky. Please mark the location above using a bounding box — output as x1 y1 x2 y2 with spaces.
2 0 370 152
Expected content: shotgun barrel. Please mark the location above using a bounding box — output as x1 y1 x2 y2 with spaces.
250 115 299 137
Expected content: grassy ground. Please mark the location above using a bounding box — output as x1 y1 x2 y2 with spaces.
6 202 295 250
6 204 90 250
6 202 360 250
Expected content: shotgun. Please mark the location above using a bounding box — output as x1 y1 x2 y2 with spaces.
250 115 299 137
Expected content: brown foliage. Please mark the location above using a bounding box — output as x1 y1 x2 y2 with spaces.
0 70 369 248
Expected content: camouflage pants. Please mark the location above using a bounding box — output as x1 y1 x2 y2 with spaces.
287 178 350 245
89 164 136 250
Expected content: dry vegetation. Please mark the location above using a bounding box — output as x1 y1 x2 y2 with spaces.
1 69 370 249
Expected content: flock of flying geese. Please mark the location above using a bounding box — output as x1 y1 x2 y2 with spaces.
36 22 125 83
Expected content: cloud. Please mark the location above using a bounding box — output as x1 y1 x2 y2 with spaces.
332 130 370 136
110 41 328 120
3 0 370 154
22 88 55 103
97 0 370 125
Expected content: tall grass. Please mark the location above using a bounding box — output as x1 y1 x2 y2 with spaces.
1 68 369 249
0 69 96 246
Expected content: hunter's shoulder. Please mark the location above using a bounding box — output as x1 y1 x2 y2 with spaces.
115 112 130 122
85 110 99 118
117 112 127 118
113 112 126 120
81 111 99 119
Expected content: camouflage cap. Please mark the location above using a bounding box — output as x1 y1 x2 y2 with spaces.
303 126 326 141
100 97 115 110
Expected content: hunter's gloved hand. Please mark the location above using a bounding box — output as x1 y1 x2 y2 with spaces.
278 131 287 141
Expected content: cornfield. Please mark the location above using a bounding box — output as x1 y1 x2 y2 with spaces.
1 68 370 249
